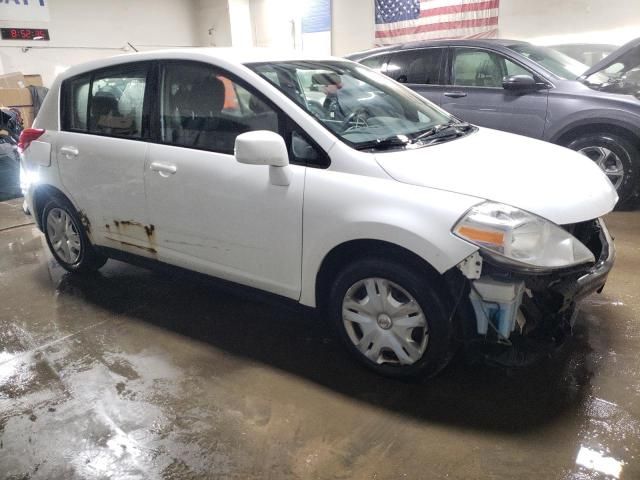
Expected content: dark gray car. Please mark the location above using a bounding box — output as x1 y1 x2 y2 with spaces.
347 38 640 206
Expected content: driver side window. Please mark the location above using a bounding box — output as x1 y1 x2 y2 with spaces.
160 62 279 154
452 48 532 87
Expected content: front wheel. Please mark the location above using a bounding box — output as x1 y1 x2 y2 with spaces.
567 133 639 207
328 258 453 378
42 197 107 273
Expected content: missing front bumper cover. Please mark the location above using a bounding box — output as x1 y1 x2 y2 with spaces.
455 218 615 359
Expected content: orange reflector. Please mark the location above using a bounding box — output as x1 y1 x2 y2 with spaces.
458 226 504 245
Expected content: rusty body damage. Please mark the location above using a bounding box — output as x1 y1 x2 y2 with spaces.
104 219 157 255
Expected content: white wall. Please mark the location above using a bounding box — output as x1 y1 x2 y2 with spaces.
250 0 299 49
0 0 199 87
499 0 640 46
331 0 375 56
194 0 232 47
228 0 254 47
326 0 640 55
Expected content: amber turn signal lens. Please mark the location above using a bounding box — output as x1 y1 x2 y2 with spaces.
457 226 504 246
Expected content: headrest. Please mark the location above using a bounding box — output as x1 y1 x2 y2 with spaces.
176 75 225 117
91 94 118 116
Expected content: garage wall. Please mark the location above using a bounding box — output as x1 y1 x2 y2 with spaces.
328 0 640 56
499 0 640 45
0 0 199 87
331 0 375 56
229 0 254 47
250 0 298 49
194 0 233 47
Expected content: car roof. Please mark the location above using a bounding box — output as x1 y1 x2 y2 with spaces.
58 47 350 80
346 38 530 60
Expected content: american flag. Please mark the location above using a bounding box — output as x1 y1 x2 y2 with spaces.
375 0 500 45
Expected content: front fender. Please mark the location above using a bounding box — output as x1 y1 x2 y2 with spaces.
545 103 640 143
299 168 482 307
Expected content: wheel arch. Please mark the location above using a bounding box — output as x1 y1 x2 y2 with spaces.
32 184 78 230
314 238 448 313
551 119 640 148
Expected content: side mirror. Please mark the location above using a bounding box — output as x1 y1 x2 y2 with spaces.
502 74 537 91
234 131 291 186
235 130 289 167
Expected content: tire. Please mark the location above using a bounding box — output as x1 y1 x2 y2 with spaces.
328 258 453 378
566 133 640 207
42 196 107 273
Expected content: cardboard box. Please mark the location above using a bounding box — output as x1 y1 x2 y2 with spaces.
24 74 43 87
0 72 26 89
0 87 33 107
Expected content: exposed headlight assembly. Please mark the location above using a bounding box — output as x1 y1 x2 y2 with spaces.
453 202 595 270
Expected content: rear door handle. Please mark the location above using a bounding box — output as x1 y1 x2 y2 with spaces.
443 91 468 98
60 146 79 157
150 161 177 177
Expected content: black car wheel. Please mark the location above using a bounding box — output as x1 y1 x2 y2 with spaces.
328 258 454 378
567 133 639 207
42 196 107 273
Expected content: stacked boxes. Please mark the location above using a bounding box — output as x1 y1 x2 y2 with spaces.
0 72 44 128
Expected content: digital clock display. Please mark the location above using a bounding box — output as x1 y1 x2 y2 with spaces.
1 28 50 41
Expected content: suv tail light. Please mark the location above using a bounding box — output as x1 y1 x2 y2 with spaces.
18 128 45 152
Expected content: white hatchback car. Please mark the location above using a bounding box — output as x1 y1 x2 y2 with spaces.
20 49 617 377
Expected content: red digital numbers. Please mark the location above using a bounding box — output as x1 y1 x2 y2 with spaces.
1 28 49 40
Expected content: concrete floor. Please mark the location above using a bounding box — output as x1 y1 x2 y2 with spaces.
0 198 639 480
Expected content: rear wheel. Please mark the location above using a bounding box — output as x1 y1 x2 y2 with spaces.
328 258 453 378
567 133 639 207
42 197 107 273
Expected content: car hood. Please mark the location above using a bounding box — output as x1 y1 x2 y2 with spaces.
375 128 618 225
581 36 640 78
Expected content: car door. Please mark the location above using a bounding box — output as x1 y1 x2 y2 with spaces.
385 48 447 106
56 62 153 251
441 47 549 138
144 61 307 299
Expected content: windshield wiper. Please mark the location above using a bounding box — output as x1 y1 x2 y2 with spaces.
411 121 474 143
353 134 411 151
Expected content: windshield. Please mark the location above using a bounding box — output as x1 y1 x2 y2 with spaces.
247 60 454 149
507 44 591 79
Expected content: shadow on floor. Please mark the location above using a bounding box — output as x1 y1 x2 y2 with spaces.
0 153 21 202
46 260 601 435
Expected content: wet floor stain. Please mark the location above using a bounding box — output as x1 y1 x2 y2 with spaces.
0 198 639 479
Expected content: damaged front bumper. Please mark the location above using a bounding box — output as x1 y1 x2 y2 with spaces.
454 218 615 362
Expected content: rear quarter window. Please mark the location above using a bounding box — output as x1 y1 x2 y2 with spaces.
360 55 387 72
61 63 150 139
62 74 91 131
386 49 444 85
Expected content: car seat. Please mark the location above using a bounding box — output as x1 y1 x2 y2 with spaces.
475 59 502 87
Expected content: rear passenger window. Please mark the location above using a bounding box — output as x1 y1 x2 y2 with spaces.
386 49 443 84
360 55 386 72
160 62 279 154
88 65 149 138
66 74 91 130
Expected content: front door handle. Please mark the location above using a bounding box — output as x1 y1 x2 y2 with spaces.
60 146 79 158
443 91 468 98
150 161 177 177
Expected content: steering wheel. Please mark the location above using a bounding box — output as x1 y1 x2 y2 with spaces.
340 107 370 132
307 101 327 119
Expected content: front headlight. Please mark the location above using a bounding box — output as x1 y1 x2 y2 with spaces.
453 202 595 270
